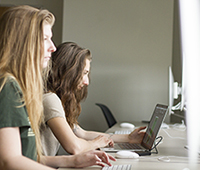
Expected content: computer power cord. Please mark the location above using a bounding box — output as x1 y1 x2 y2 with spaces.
171 120 186 131
150 136 163 154
157 155 200 163
162 128 186 140
138 155 192 162
139 155 200 164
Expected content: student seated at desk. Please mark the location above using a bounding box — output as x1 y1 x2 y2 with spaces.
41 42 146 156
0 6 115 170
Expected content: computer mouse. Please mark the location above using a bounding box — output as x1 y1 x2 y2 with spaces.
115 151 139 159
120 122 135 129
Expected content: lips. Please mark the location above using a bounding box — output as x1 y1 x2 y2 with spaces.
44 56 51 60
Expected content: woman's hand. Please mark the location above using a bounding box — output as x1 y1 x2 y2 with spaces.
128 126 146 143
91 135 114 148
72 150 116 168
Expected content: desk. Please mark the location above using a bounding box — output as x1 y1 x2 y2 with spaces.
59 122 200 170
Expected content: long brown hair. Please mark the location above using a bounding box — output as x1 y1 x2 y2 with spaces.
0 5 55 160
47 42 92 128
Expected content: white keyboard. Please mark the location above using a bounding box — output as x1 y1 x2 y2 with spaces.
102 164 132 170
114 130 132 134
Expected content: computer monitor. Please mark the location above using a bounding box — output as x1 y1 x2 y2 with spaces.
168 66 183 115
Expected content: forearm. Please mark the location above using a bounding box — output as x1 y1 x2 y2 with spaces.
78 130 109 140
40 155 75 168
76 129 129 143
1 155 55 170
110 127 146 143
41 150 116 169
78 126 146 144
110 134 129 143
63 137 100 154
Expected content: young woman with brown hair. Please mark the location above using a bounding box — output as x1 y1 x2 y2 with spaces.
41 42 146 156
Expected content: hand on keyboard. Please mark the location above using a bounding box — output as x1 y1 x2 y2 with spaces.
73 150 116 168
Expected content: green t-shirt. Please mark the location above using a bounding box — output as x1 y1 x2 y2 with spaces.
0 77 37 161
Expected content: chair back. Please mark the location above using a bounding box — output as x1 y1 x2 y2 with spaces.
95 103 117 128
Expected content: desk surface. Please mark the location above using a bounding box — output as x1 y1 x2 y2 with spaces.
59 122 200 170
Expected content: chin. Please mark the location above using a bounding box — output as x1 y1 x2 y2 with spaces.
43 62 49 68
43 64 47 68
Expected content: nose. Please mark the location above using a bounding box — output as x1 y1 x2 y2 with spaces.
83 76 89 86
49 41 56 53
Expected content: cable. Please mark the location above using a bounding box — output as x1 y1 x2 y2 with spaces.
157 156 200 164
161 121 186 140
162 129 186 140
150 136 163 154
157 156 171 162
171 120 186 131
139 155 200 164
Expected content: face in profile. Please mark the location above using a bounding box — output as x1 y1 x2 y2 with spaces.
78 59 90 90
43 23 56 68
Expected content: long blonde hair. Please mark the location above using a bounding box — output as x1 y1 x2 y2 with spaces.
0 5 55 160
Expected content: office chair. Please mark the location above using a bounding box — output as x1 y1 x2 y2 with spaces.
95 103 117 128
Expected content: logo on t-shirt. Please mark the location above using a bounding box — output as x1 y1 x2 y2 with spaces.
28 127 35 136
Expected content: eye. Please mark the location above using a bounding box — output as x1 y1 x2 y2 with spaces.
84 71 89 75
44 35 50 41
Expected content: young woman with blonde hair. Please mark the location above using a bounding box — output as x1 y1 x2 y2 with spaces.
0 5 115 170
41 42 146 156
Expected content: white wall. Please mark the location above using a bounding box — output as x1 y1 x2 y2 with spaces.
0 0 63 46
63 0 174 132
0 0 174 132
